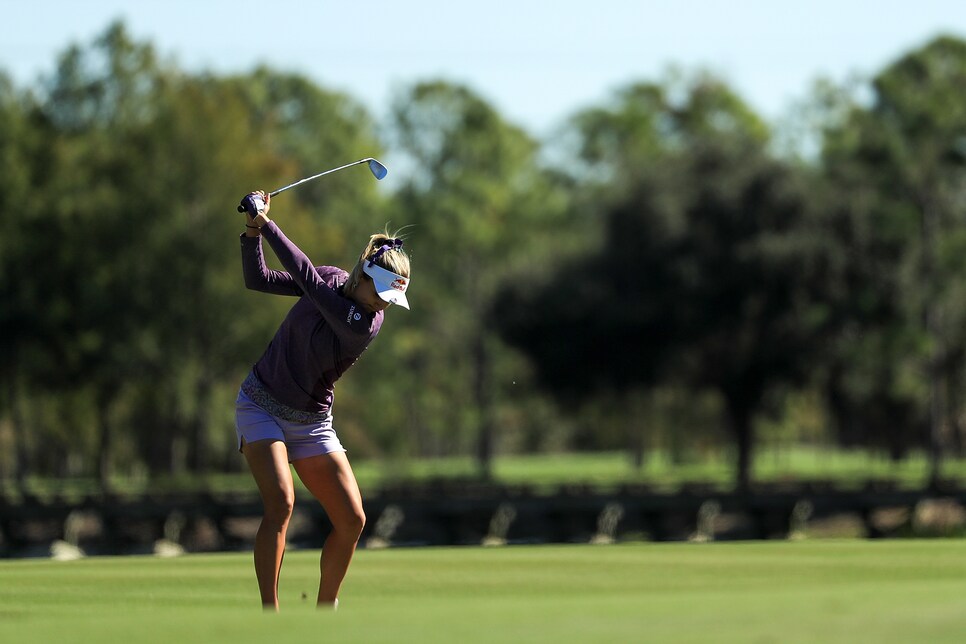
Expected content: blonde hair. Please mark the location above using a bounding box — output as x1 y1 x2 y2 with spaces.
344 228 411 296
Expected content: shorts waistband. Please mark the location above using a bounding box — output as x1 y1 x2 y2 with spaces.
241 371 331 424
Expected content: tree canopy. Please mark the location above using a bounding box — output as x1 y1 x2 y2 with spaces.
3 25 966 490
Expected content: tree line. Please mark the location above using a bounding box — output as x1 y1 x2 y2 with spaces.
2 23 966 490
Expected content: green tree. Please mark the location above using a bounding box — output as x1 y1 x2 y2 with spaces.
0 72 40 485
24 22 216 485
496 74 831 489
385 80 569 475
819 35 966 477
2 21 395 484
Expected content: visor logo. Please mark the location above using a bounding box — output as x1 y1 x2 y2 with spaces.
391 278 407 291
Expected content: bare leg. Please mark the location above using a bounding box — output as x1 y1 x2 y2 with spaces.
243 439 295 611
293 451 365 606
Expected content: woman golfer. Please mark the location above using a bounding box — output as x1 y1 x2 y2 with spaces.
235 190 410 611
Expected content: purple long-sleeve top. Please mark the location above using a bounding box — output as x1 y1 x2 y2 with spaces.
240 221 383 414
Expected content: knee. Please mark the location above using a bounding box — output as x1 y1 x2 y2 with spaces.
337 509 366 540
262 489 295 527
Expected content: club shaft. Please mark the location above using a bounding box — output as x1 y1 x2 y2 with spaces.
269 159 371 196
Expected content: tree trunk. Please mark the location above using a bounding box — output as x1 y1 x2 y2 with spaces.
725 398 754 492
188 371 212 473
97 393 114 494
627 391 646 471
7 375 29 491
921 200 944 487
948 371 965 457
630 424 645 471
927 356 943 487
474 332 494 480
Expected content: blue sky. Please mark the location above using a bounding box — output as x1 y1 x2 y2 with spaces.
5 1 966 135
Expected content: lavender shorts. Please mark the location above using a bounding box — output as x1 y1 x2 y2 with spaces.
234 389 346 462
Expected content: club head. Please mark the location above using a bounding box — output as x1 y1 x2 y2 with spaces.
368 159 388 180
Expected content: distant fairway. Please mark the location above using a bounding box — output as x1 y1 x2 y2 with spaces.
2 540 966 643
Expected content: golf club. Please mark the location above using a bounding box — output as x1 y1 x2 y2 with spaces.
237 157 388 213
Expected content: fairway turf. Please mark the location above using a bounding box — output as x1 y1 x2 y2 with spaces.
2 540 965 643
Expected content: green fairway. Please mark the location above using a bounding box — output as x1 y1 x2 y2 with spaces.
2 540 965 643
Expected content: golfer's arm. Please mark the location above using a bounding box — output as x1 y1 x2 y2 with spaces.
259 222 372 339
239 234 302 296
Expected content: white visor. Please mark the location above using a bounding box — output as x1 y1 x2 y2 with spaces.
362 261 410 309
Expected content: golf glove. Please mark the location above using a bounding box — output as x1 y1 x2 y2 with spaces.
238 192 267 217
